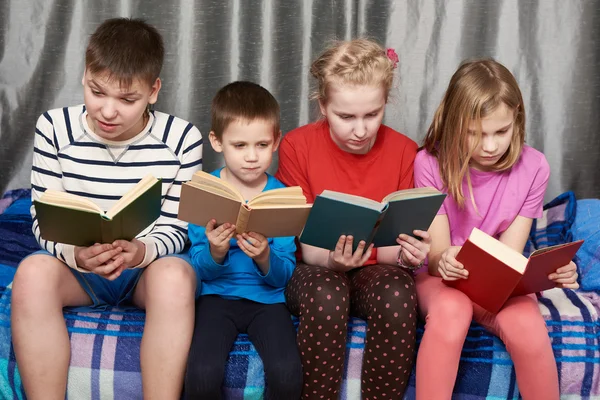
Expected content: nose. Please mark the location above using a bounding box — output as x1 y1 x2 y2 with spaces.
100 99 118 120
354 119 368 139
481 135 498 154
244 146 258 162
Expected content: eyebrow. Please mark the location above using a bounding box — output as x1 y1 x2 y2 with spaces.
89 79 140 96
468 122 513 134
228 138 274 144
334 106 384 115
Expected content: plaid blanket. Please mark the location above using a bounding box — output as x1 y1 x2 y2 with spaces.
0 190 598 399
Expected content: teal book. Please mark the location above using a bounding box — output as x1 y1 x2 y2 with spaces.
34 175 162 247
299 188 446 251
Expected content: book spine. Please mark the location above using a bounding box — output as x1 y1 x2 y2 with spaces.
235 205 250 234
365 209 387 248
100 215 119 244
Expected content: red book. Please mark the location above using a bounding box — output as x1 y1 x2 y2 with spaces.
444 228 583 313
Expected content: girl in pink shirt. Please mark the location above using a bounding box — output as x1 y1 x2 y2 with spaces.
413 59 579 400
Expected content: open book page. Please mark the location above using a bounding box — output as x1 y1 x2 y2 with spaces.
320 190 386 211
38 190 103 214
189 171 244 202
468 228 529 274
248 186 307 207
107 175 158 219
383 187 443 203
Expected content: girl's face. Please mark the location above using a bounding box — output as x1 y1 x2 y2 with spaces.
319 83 386 155
468 103 515 171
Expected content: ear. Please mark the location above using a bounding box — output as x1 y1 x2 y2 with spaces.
208 131 223 153
82 69 87 86
148 78 162 105
272 130 282 152
318 100 327 117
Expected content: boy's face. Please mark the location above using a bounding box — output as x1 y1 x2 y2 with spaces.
209 119 280 189
82 70 161 141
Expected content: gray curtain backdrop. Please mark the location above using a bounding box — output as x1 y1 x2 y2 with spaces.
1 0 599 201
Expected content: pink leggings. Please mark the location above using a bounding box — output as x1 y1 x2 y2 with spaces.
414 273 559 400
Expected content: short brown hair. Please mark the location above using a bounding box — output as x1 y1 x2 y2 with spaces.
422 58 526 208
85 18 164 88
310 38 396 104
211 81 280 140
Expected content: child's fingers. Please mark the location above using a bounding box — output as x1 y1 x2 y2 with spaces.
236 239 256 257
205 219 218 232
438 266 459 281
554 262 577 274
400 249 419 266
247 231 267 242
352 240 366 256
217 225 236 241
557 282 580 289
85 243 114 258
442 261 468 279
398 234 422 248
93 247 123 267
413 230 431 242
95 257 124 277
334 235 346 254
343 236 354 258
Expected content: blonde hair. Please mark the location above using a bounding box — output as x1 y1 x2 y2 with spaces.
310 38 396 104
422 58 526 208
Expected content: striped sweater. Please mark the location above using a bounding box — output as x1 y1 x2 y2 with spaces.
31 104 203 271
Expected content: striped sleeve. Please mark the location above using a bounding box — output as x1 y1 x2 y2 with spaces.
135 124 203 267
30 113 80 270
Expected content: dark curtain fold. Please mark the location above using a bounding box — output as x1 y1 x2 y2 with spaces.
1 0 599 200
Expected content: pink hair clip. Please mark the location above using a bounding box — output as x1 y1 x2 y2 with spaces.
386 48 399 69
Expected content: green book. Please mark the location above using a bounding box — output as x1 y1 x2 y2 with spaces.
34 175 162 246
299 188 446 251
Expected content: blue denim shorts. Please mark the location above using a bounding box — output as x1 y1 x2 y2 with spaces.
22 249 193 310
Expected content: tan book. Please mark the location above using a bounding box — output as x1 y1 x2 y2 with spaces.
178 171 312 237
34 175 162 246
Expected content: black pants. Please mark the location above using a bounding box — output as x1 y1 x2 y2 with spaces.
184 295 302 400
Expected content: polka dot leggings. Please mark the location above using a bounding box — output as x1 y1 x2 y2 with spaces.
285 263 417 399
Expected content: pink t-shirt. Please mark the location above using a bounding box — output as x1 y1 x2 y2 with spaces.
414 145 550 246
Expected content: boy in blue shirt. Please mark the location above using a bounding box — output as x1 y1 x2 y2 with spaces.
184 81 302 399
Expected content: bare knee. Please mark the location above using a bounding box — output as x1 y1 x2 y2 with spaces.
12 255 66 309
140 258 196 306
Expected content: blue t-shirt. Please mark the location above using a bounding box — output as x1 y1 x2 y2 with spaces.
188 169 297 304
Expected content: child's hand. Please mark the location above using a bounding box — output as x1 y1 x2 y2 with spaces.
237 232 270 265
548 261 579 289
438 246 468 281
206 219 236 263
396 229 431 267
327 235 374 272
74 243 124 280
111 238 145 272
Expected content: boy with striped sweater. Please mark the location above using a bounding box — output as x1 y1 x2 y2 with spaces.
11 18 202 400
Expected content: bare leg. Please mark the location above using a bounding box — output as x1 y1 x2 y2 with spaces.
11 255 92 400
133 257 196 400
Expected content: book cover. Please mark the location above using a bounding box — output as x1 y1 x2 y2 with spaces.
444 228 583 313
445 238 525 313
299 196 385 252
35 179 162 246
372 193 446 247
512 240 583 297
177 172 311 238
